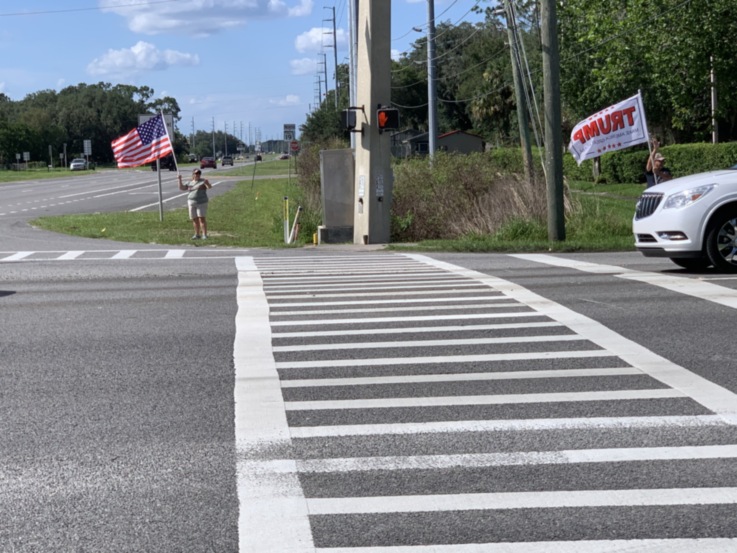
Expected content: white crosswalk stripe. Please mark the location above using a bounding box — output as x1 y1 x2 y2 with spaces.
0 249 250 262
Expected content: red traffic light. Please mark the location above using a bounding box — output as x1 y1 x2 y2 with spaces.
377 107 399 132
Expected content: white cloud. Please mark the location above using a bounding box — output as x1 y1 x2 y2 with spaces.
87 41 199 79
270 94 301 106
98 0 313 36
0 82 5 93
288 0 314 17
295 27 347 54
290 57 316 75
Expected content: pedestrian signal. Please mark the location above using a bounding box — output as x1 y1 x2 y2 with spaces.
377 107 399 133
341 109 356 130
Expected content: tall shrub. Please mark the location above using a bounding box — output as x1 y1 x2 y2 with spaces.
391 152 548 242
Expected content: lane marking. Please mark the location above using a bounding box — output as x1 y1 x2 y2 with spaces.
270 295 505 307
271 321 562 338
257 263 426 271
272 334 583 353
269 302 524 316
289 414 728 438
0 249 252 262
314 538 737 552
307 487 737 514
270 312 545 327
248 444 737 473
233 257 314 553
278 368 643 388
261 267 441 276
1 251 34 261
264 275 449 284
275 350 615 369
283 389 684 411
56 251 85 260
264 281 486 293
267 288 499 299
512 253 737 310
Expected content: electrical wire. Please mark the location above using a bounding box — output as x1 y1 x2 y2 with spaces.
0 0 181 17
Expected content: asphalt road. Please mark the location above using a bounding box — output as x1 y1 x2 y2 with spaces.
2 169 737 552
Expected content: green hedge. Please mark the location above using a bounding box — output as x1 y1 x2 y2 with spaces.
485 142 737 184
560 141 737 184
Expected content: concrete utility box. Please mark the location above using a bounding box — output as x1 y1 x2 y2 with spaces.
319 148 355 243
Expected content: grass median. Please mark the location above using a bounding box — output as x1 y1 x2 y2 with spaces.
32 172 304 248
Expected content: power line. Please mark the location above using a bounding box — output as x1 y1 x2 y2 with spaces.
0 0 181 17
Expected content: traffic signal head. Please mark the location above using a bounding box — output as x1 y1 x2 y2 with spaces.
377 107 399 133
341 109 356 130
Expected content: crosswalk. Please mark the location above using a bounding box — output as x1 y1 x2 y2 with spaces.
235 253 737 551
0 248 250 262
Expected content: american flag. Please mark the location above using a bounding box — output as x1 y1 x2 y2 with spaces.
111 113 173 168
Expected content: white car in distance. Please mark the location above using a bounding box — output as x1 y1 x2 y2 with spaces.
69 158 87 171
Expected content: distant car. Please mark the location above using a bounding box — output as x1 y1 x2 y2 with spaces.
255 154 263 162
222 156 233 166
69 158 87 171
278 154 290 160
200 157 217 169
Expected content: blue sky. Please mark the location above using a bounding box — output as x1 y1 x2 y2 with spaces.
0 0 485 143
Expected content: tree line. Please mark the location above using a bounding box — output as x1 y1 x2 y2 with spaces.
301 0 737 147
0 83 186 167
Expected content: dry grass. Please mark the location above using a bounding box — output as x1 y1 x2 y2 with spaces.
391 152 556 242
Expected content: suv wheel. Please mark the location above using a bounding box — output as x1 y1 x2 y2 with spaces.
705 211 737 273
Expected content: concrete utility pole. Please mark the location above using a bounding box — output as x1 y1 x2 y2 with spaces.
192 117 197 151
324 6 339 108
541 0 565 241
348 0 358 149
353 0 393 244
426 0 438 156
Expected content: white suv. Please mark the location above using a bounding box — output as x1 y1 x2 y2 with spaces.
633 166 737 271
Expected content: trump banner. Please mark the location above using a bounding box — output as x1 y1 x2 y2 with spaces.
568 92 649 166
112 113 173 169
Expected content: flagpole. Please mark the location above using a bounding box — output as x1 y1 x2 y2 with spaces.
157 111 172 222
639 90 657 186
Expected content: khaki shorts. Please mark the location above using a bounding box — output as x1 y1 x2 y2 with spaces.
188 202 208 219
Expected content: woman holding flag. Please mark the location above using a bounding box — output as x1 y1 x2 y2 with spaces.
178 168 212 240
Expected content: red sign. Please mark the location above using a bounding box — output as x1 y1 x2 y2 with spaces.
290 140 299 152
